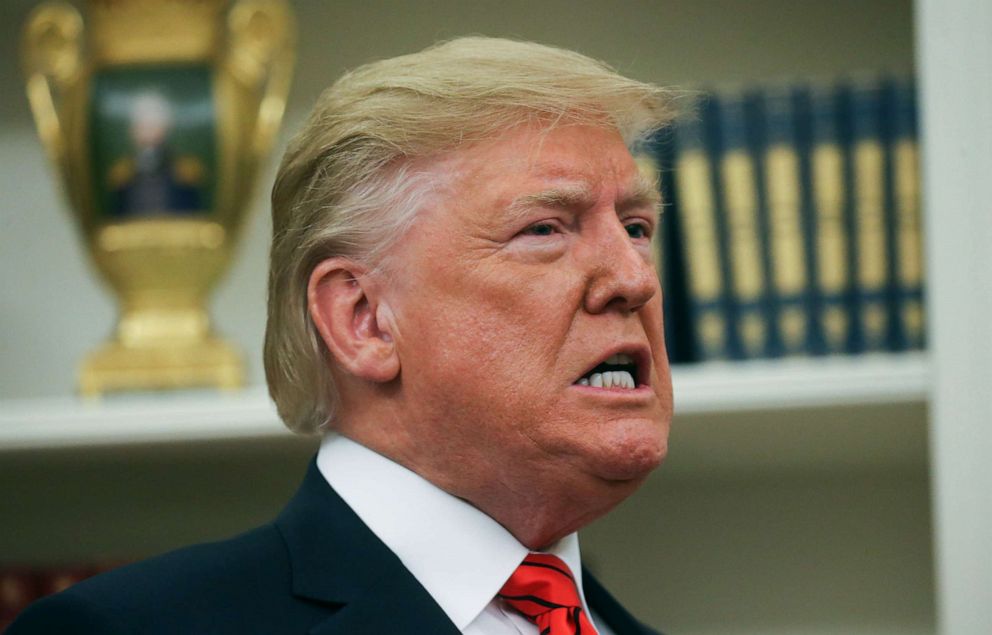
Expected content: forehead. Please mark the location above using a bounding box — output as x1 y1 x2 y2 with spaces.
441 124 645 215
468 124 634 178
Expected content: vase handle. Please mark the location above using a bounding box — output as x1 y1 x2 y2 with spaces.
22 2 84 177
225 0 296 160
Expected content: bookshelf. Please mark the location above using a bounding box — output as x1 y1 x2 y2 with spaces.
0 352 929 467
3 0 990 633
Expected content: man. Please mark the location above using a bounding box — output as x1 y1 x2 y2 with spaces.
107 92 204 218
10 36 674 634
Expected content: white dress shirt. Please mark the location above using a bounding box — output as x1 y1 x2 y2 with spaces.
316 434 615 635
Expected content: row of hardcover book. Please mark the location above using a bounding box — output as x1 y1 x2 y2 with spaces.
646 76 924 363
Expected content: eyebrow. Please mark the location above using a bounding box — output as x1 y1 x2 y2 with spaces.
620 174 663 214
505 174 662 222
506 183 595 218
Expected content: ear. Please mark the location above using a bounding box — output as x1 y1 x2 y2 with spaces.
308 258 400 384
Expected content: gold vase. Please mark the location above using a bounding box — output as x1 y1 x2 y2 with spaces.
21 0 295 396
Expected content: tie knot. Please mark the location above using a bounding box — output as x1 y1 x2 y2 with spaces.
498 553 597 634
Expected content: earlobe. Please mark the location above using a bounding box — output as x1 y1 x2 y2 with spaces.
308 258 401 384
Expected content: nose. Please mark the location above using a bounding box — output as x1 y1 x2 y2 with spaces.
582 217 659 314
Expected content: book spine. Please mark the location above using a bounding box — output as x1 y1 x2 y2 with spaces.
809 85 851 354
792 85 827 355
846 80 891 352
674 97 732 360
645 127 694 364
760 85 811 356
632 143 674 360
716 90 770 359
889 78 925 350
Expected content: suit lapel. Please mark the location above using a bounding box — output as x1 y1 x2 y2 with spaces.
275 458 460 635
584 567 663 635
307 573 460 635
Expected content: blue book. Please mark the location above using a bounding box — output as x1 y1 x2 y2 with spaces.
808 84 852 355
791 84 827 355
884 78 925 351
672 95 734 361
642 127 694 364
841 79 892 353
712 89 772 359
757 84 813 357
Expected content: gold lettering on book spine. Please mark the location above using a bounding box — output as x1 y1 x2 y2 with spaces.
766 144 807 351
812 142 848 349
895 139 924 342
722 150 766 355
854 140 887 345
677 150 725 357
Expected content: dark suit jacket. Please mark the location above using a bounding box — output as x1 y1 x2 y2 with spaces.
9 458 660 634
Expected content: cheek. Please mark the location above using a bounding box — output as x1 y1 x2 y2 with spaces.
396 273 576 422
422 264 578 363
399 313 561 462
419 296 556 388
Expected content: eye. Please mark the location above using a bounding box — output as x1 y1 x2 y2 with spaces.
521 222 559 237
625 221 651 240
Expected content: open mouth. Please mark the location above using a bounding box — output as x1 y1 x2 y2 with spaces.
574 352 641 389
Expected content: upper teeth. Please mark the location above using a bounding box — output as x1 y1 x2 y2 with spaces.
577 370 636 389
606 353 634 365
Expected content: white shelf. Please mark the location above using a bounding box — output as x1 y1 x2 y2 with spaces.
674 351 930 414
0 353 930 453
0 386 289 451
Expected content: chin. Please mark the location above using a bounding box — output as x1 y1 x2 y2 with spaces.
588 417 668 483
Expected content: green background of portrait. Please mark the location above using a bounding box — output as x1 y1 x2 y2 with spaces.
88 65 217 219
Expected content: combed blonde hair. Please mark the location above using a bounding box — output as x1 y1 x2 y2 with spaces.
265 36 675 434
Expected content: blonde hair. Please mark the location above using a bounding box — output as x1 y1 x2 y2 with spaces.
265 36 675 434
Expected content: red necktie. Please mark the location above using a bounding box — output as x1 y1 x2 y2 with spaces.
498 553 599 635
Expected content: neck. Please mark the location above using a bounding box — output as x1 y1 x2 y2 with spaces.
332 383 647 550
453 468 644 550
335 421 640 550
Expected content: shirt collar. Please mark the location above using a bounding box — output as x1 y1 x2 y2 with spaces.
316 433 588 630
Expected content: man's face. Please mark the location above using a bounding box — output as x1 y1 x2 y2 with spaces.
130 95 171 148
383 122 673 508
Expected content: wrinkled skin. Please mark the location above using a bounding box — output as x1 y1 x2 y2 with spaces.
330 123 673 549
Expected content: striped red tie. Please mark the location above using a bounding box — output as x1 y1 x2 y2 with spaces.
498 553 598 635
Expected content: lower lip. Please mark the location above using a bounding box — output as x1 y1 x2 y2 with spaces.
568 383 654 400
